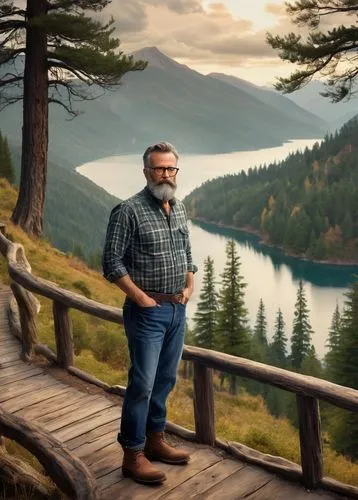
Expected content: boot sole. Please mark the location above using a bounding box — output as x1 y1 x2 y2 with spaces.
145 453 190 465
122 467 166 484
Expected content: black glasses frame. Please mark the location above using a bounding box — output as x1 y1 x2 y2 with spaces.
149 166 179 176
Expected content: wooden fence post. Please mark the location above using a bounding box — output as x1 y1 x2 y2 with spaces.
10 283 38 361
193 362 215 446
296 395 323 489
53 301 74 368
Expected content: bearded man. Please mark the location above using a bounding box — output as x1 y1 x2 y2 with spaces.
103 142 197 485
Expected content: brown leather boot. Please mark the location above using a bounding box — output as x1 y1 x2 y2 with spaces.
122 448 167 484
145 432 190 465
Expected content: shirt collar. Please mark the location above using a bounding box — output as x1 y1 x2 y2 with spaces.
144 186 177 207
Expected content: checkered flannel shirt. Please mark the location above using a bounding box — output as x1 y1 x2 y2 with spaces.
102 187 198 294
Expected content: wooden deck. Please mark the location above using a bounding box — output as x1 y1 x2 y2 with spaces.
0 286 349 499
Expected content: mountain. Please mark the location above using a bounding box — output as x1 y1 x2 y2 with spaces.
184 117 358 263
9 143 120 259
284 81 358 125
209 72 326 132
1 47 328 170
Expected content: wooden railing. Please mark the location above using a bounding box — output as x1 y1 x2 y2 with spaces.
1 224 358 499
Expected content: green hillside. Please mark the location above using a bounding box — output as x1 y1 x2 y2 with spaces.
184 118 358 263
9 144 120 259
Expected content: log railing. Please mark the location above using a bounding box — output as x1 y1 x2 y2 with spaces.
1 225 358 499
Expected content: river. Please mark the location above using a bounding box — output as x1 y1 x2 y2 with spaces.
77 139 358 358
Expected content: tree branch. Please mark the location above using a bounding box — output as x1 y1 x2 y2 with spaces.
48 97 79 118
0 19 26 33
0 74 23 87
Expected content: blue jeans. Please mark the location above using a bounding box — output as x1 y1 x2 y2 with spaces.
118 297 186 450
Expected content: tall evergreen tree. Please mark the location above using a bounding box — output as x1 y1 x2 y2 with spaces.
0 131 15 184
0 0 146 236
193 256 219 350
217 240 250 394
330 282 358 460
267 1 358 102
270 308 287 368
253 298 268 361
325 303 342 381
290 280 313 370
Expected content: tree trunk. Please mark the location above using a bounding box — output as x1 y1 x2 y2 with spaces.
11 0 48 236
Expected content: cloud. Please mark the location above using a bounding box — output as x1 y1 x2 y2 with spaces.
96 0 298 82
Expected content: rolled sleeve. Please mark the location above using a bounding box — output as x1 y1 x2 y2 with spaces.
102 203 134 283
186 239 198 274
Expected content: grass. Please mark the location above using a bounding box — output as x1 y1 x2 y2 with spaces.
1 178 358 487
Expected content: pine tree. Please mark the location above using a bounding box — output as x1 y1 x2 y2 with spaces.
290 280 313 370
324 303 341 381
270 308 287 368
0 132 15 184
253 298 268 361
217 240 250 394
330 282 358 460
193 256 219 350
267 1 358 102
0 1 146 236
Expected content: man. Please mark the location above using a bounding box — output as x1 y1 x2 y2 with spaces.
103 142 197 485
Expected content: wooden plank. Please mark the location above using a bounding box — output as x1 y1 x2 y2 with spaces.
14 388 87 420
201 464 274 499
1 344 20 355
0 363 39 379
0 367 43 386
38 397 115 432
97 468 124 492
0 351 21 363
85 442 120 470
54 406 120 443
0 359 25 369
0 339 19 347
0 375 62 402
66 419 119 451
244 478 342 499
73 429 117 460
32 393 103 424
163 458 245 499
100 447 221 500
2 385 74 414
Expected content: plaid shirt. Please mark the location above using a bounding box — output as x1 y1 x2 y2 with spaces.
102 187 197 294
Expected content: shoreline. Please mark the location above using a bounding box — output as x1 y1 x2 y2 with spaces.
190 217 358 268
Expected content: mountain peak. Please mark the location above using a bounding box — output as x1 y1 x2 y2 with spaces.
131 46 189 74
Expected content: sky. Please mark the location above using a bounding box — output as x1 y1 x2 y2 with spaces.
104 0 297 86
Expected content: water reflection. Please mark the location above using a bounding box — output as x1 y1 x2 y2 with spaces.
192 219 358 288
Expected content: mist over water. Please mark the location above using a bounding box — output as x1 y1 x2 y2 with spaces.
77 138 358 357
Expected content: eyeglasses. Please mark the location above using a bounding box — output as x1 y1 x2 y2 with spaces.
149 166 179 177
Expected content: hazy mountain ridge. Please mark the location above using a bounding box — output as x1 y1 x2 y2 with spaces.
1 47 328 171
208 72 327 131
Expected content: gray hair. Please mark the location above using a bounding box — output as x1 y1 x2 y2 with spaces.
143 142 179 169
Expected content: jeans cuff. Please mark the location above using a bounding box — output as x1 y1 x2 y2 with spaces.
146 423 166 434
117 433 145 451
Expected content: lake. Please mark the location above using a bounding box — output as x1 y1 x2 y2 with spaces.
77 139 358 358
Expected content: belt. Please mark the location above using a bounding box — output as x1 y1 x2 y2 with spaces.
146 291 183 304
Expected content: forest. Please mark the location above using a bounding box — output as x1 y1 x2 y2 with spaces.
184 118 358 262
190 241 358 461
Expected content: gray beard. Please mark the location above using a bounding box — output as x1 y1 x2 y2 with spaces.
147 179 177 201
